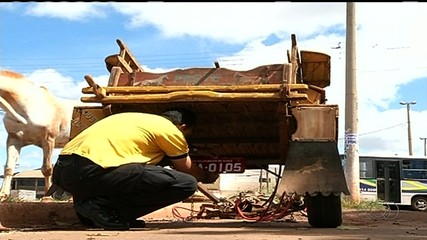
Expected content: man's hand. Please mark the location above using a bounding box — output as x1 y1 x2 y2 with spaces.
173 155 220 183
202 171 219 184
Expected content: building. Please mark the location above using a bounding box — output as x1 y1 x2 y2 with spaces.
7 169 45 199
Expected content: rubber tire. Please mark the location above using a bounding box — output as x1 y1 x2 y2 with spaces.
411 196 427 211
305 193 343 228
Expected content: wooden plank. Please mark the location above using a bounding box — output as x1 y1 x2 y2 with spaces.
104 39 144 73
82 84 291 94
80 91 290 104
82 83 309 94
108 66 123 87
116 39 144 72
300 50 331 88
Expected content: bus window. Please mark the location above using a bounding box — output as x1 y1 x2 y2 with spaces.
403 169 415 179
411 160 427 169
402 159 427 179
403 169 427 180
402 159 411 168
360 158 374 178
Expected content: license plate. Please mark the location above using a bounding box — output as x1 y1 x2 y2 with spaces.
192 158 246 173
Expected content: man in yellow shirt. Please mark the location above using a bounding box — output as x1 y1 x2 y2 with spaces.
50 108 219 230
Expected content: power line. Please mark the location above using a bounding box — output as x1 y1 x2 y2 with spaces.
338 122 407 141
359 123 406 137
2 42 427 73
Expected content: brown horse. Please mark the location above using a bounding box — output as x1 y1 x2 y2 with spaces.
0 70 79 200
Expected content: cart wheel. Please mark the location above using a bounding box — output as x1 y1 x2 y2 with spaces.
305 193 342 228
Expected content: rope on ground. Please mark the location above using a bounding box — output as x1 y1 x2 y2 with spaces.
234 191 304 222
171 205 197 220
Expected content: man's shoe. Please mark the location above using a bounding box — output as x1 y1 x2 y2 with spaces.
75 212 96 228
74 199 129 230
129 219 145 228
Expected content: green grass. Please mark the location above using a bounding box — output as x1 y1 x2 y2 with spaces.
341 197 386 210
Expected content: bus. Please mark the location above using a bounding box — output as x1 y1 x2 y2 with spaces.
347 155 427 211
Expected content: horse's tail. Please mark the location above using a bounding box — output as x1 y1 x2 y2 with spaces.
0 70 30 124
0 96 28 124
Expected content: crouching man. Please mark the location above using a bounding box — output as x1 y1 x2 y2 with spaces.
49 108 219 230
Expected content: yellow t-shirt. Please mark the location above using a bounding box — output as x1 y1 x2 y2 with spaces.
61 112 189 168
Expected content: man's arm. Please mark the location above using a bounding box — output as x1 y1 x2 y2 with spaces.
171 156 219 183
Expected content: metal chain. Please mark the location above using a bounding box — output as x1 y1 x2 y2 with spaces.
189 195 195 219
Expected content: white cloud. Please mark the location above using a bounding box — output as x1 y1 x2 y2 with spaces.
111 2 347 44
24 2 108 21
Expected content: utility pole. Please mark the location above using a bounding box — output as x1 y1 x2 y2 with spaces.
420 137 427 156
344 2 360 203
400 101 416 156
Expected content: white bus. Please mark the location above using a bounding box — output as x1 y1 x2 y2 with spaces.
350 155 427 211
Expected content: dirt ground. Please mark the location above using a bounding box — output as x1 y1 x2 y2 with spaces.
0 201 426 240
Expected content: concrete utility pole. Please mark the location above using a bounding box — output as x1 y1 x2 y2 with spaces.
421 137 427 156
344 2 360 203
400 101 416 156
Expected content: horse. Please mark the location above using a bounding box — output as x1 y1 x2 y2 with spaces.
0 70 81 200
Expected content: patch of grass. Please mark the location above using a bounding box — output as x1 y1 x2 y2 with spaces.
1 196 28 202
341 197 386 210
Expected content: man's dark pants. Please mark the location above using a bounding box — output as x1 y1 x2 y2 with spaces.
52 154 198 221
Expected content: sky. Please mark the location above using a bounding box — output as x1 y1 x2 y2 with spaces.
0 2 426 176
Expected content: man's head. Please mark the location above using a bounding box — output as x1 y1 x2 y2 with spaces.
161 108 196 136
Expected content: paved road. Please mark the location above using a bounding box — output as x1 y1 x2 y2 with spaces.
2 212 426 240
1 202 426 240
2 218 426 240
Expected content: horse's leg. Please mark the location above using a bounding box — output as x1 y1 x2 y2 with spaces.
0 135 22 200
40 134 55 201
